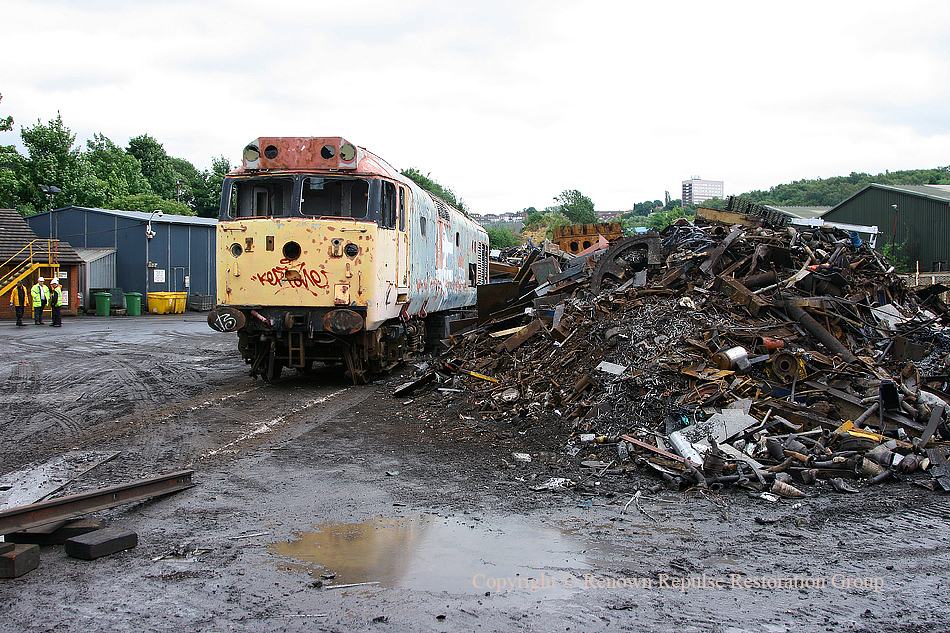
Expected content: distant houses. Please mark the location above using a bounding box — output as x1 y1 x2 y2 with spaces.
474 209 624 228
473 211 527 227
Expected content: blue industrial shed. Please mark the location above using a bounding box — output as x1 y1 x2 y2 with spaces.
26 207 217 305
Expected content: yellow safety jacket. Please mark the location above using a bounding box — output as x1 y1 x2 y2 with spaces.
50 286 64 307
10 285 30 307
30 283 49 306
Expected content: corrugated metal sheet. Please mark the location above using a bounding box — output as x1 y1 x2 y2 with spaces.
74 247 117 289
822 184 950 271
764 205 831 220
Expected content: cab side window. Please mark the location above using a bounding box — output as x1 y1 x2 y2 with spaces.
380 181 396 229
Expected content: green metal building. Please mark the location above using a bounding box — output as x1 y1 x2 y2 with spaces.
822 184 950 272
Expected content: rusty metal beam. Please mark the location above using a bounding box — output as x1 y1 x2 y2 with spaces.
919 404 946 449
0 470 195 534
494 319 543 353
781 298 858 364
713 276 771 316
700 227 743 276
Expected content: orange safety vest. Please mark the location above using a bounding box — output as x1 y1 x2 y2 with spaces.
50 286 64 307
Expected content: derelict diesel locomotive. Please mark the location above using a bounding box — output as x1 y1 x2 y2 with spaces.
208 137 489 382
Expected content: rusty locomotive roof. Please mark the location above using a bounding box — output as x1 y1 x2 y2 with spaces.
231 137 401 181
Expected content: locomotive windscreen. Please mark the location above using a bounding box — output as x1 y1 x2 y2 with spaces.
226 177 293 218
300 177 369 218
223 176 371 220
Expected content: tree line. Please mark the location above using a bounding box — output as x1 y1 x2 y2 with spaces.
743 168 950 207
484 166 950 248
0 97 229 217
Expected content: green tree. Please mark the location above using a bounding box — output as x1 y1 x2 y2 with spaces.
743 167 950 207
85 133 151 202
400 167 469 214
694 197 725 210
628 200 663 216
18 113 85 213
645 206 694 230
522 209 570 240
485 226 520 248
0 144 21 209
620 216 649 234
0 93 12 133
108 192 195 216
127 134 178 200
193 156 231 218
525 209 543 226
0 94 21 208
554 189 596 224
169 156 201 206
662 197 682 212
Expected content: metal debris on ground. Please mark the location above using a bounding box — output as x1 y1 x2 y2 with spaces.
400 204 950 501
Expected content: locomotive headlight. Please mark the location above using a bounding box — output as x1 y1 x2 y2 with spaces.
229 243 243 257
340 142 356 161
243 145 260 164
283 241 302 261
344 243 359 258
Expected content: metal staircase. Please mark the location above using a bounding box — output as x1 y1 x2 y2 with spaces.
0 240 60 296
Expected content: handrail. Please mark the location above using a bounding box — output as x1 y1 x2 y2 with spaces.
0 239 58 271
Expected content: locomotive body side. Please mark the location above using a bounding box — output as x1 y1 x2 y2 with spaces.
209 137 488 382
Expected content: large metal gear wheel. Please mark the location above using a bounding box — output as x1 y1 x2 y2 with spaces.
590 234 662 294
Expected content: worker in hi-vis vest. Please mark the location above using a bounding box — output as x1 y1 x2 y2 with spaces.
30 277 49 325
10 281 30 326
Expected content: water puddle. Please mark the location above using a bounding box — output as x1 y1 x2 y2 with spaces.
268 514 625 596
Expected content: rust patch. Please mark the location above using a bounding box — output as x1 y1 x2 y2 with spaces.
323 308 364 334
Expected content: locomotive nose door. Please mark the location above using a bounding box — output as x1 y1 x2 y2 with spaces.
398 185 409 290
379 180 400 304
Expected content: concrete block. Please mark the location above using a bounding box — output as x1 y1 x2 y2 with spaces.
0 542 16 555
5 517 103 545
65 528 137 560
0 544 40 578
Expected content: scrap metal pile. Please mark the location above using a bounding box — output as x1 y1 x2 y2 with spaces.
403 205 950 499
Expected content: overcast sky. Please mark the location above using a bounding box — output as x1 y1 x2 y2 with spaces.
3 0 950 214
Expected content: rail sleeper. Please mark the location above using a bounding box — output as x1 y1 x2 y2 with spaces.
65 528 137 560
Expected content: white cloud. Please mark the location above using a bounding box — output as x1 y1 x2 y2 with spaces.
2 0 950 213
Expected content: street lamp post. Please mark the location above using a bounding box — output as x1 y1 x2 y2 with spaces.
39 185 61 239
39 184 61 212
145 209 163 297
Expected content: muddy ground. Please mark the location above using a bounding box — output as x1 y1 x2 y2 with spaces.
0 314 947 633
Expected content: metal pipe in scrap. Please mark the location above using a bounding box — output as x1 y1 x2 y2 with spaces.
743 271 778 290
782 298 858 364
